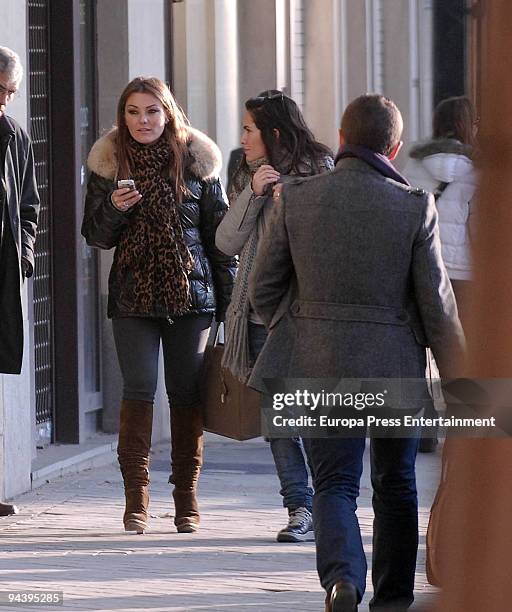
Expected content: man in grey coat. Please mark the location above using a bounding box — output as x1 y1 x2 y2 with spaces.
248 95 465 611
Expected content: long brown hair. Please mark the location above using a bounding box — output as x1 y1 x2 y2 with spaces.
116 76 190 201
433 96 477 146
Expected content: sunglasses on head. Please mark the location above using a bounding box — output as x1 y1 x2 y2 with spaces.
252 91 286 104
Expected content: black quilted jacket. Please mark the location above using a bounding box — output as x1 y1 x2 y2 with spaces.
81 127 237 321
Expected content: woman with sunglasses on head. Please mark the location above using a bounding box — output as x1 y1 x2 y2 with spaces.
82 76 236 535
216 90 333 542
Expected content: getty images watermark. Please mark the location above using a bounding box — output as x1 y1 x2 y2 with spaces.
259 378 508 438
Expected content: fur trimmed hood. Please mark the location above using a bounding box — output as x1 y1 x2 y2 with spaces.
87 125 222 181
409 137 472 161
406 137 476 186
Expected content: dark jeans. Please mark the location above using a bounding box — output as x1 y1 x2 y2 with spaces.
112 314 212 406
248 321 314 512
305 435 419 609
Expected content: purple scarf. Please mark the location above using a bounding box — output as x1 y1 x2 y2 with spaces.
335 144 410 186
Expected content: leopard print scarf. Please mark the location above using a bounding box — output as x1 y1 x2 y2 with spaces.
114 137 194 317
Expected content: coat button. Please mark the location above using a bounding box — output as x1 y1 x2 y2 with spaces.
292 303 300 314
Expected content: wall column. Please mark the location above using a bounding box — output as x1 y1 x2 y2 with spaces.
0 0 33 499
303 0 342 152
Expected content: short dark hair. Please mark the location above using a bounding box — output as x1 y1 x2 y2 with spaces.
433 96 476 146
340 94 403 155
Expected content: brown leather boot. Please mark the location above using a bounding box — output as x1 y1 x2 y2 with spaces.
169 405 203 533
118 399 153 534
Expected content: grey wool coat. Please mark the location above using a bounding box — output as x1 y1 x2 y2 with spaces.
247 157 465 395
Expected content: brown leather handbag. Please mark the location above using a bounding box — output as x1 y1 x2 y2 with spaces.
426 451 447 585
201 325 261 441
426 437 459 587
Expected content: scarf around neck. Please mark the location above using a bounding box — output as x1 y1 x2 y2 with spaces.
114 137 194 317
222 156 270 382
228 156 269 204
335 144 410 186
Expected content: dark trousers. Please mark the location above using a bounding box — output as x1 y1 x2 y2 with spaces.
248 321 314 511
112 314 212 406
305 436 419 610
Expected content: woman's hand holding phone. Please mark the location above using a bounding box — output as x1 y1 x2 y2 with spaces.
251 164 280 196
111 179 142 212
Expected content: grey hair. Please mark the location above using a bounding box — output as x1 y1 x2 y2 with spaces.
0 46 23 85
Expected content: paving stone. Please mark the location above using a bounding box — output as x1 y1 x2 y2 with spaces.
0 439 439 611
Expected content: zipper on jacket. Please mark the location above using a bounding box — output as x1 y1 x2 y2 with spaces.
199 257 211 291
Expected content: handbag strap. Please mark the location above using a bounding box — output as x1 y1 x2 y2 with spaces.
212 323 229 401
433 181 449 201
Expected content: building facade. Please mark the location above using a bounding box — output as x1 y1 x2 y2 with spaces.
0 0 476 499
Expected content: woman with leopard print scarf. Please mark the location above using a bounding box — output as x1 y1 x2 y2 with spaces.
216 91 333 543
82 77 236 535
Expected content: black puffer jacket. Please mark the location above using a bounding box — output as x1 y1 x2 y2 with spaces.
81 127 236 321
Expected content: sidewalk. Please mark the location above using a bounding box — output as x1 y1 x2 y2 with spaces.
0 436 439 612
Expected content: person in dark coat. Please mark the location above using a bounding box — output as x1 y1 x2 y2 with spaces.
82 76 236 535
248 94 465 611
0 46 40 516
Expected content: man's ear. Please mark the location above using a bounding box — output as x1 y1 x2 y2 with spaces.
273 128 280 139
387 141 403 161
338 128 346 148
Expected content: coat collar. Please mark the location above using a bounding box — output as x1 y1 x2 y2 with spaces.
335 144 409 186
333 157 415 193
409 138 473 161
335 155 387 176
87 125 222 181
0 115 15 140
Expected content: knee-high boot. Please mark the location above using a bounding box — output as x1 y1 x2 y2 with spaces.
169 405 203 533
118 399 153 534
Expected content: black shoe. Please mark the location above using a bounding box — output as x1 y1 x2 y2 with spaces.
276 507 313 542
0 502 19 517
326 581 358 612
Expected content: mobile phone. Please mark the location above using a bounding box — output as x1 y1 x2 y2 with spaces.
117 179 135 190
